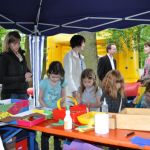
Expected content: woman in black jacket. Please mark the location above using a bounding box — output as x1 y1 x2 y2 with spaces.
0 31 32 99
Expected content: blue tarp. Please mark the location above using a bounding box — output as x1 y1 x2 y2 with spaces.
0 0 150 35
0 0 149 106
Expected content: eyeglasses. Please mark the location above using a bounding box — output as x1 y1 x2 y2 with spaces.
88 76 93 80
116 80 123 83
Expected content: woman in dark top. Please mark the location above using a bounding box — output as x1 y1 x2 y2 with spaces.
0 31 39 150
0 31 32 99
101 70 127 113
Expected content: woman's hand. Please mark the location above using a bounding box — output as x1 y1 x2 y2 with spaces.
25 72 32 82
25 72 32 78
25 77 32 82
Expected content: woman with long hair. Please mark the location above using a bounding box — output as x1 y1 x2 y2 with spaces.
0 31 32 99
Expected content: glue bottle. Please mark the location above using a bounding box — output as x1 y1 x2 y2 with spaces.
64 105 72 130
28 94 34 110
101 98 108 112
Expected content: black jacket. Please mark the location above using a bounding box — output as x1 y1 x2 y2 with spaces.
97 55 116 81
0 49 30 94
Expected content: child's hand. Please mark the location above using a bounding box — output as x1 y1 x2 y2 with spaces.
86 103 90 108
72 91 78 99
60 97 65 107
86 103 90 112
61 97 65 103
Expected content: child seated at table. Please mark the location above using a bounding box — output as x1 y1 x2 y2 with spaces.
78 68 102 111
39 61 67 150
136 80 150 108
100 70 127 113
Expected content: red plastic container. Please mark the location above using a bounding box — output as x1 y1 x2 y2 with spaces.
53 104 87 123
17 115 46 127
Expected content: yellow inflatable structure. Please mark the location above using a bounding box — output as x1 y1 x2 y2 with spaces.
47 34 140 83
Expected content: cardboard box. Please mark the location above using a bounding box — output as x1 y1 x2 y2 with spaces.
109 113 116 129
116 108 150 131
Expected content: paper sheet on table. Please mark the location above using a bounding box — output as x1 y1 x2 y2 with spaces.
13 110 33 117
0 99 11 104
0 122 8 126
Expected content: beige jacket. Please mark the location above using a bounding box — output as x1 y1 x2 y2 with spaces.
64 50 86 96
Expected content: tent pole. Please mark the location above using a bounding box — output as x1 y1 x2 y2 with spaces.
33 25 39 107
36 0 43 30
125 11 150 19
0 14 33 33
62 17 122 30
32 25 44 107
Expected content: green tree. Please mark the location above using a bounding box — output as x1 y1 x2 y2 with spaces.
100 25 150 68
79 31 98 73
0 27 8 52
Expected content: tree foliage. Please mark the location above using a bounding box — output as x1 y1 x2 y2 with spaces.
0 27 8 52
98 25 150 68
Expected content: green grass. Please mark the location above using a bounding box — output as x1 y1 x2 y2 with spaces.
36 131 54 150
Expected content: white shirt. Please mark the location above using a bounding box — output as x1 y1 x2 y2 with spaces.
81 86 102 111
107 54 115 70
64 50 86 97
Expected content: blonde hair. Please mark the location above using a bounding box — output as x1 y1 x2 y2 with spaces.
79 68 98 95
102 70 125 99
3 31 21 52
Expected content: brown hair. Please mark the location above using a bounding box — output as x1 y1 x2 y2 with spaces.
3 31 21 52
106 43 116 53
79 68 98 95
144 42 150 47
102 70 125 99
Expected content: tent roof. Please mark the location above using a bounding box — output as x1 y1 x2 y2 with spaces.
0 0 150 35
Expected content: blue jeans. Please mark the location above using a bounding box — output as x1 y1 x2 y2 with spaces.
10 93 29 99
1 92 28 99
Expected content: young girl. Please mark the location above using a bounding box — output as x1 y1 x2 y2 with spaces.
137 80 150 108
39 61 66 150
78 68 102 111
101 70 127 113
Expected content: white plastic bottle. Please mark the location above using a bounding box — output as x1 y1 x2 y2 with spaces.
64 106 72 130
102 98 108 112
28 95 34 110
